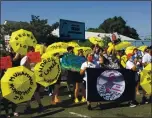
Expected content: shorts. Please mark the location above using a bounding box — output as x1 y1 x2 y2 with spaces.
83 80 86 89
68 71 83 83
67 70 74 84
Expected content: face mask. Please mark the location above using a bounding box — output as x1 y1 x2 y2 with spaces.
87 56 93 62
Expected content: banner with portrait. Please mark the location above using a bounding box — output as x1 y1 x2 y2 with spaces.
86 68 136 102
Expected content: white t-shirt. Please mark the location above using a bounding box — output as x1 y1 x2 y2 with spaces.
80 61 97 81
142 53 151 64
126 60 135 70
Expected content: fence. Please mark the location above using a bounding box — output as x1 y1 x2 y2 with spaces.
127 40 151 47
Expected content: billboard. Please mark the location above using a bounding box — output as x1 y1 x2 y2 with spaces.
59 19 85 40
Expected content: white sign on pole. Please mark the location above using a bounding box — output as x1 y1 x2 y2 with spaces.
59 19 85 40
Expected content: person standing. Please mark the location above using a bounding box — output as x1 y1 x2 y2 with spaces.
50 53 62 105
126 53 140 107
0 51 19 117
66 46 75 99
21 47 44 113
141 46 152 104
74 49 86 103
80 53 97 110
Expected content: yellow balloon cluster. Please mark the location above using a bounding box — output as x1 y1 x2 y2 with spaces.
68 41 80 48
74 47 92 57
9 29 37 55
89 37 104 47
35 44 46 55
34 57 61 87
140 63 152 95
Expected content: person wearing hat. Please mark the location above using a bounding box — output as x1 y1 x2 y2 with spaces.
126 53 139 107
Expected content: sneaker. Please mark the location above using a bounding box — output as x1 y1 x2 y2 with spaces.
87 104 92 110
129 101 137 108
55 97 61 103
49 93 52 96
14 112 19 117
51 100 56 105
74 98 79 103
81 97 86 102
141 96 149 104
69 94 72 98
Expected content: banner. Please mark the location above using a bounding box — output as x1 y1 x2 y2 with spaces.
0 56 12 69
61 53 86 71
86 68 136 102
27 52 41 63
59 19 85 40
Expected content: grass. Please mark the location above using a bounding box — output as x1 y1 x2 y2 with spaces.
0 84 151 118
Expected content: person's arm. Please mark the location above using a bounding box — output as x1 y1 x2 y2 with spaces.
127 61 137 71
142 55 147 67
131 66 137 71
80 63 87 75
13 53 20 61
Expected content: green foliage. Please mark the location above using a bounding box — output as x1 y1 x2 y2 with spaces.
87 28 105 33
102 36 111 48
1 15 59 45
77 40 93 47
87 16 139 40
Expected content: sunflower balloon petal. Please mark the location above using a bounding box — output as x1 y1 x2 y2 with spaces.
89 37 104 47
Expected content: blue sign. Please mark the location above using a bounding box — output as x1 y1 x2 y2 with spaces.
59 19 85 40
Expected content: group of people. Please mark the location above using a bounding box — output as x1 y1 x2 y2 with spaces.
0 43 152 117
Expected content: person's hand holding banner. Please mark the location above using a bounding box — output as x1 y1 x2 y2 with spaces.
27 52 41 63
0 56 12 69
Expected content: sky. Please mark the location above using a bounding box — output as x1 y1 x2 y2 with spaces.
1 1 151 39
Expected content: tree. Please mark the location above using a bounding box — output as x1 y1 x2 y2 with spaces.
87 16 140 40
29 15 59 44
87 28 105 33
1 15 59 45
102 36 111 48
